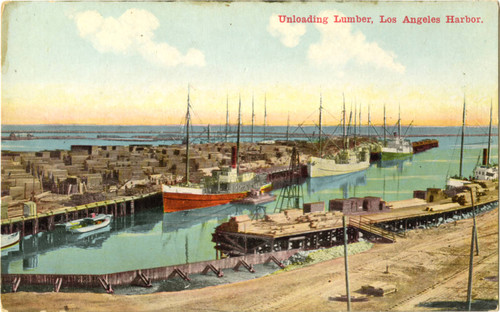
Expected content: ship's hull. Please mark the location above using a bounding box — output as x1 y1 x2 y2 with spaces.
446 177 471 189
1 232 20 250
380 151 413 161
163 191 248 212
163 183 273 213
308 157 370 178
381 138 413 161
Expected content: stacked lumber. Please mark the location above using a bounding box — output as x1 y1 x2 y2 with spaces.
477 180 498 192
426 202 461 212
452 191 475 206
388 198 427 210
264 213 289 223
284 209 303 221
216 209 345 236
217 215 252 232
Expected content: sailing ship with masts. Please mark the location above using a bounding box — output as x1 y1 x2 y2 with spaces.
162 90 271 213
307 95 370 178
446 98 498 189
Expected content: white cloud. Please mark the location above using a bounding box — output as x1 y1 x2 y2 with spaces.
308 10 405 74
268 14 306 48
73 9 205 67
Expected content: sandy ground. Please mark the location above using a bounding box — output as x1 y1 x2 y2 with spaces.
2 208 498 312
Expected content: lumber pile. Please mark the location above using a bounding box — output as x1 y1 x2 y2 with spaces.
216 209 344 236
426 202 461 212
388 198 427 210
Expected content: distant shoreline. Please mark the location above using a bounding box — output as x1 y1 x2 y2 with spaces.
1 124 497 128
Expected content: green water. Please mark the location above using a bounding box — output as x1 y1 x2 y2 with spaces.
1 135 497 275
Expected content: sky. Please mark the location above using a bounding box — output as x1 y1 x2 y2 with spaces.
1 1 498 126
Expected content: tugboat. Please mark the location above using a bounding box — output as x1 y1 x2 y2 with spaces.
162 91 271 213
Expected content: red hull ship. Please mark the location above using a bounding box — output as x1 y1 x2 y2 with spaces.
162 165 272 213
163 182 272 213
162 90 273 213
163 191 248 213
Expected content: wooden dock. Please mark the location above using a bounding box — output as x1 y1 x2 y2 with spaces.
1 192 162 237
213 182 499 256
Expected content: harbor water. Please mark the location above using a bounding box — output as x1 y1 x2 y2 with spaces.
1 126 498 279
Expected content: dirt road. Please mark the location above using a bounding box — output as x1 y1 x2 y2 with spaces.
2 208 498 312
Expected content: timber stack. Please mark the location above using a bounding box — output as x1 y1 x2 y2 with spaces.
213 180 498 257
412 139 439 153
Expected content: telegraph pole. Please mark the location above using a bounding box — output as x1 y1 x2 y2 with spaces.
343 216 351 311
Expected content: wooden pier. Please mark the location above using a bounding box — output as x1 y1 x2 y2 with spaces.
212 182 499 256
0 192 162 237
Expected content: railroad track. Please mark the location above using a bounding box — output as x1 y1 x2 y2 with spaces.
387 250 497 311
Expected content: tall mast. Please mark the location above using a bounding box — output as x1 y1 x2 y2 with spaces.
237 95 242 174
342 93 346 150
348 110 353 136
459 97 466 178
368 104 371 138
264 94 267 141
359 105 362 136
398 104 401 138
487 99 492 166
225 94 229 143
383 103 387 145
207 124 210 143
354 103 357 137
251 94 255 143
319 94 323 156
185 86 191 185
286 111 290 142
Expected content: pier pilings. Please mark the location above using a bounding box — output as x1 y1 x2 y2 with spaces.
1 192 162 238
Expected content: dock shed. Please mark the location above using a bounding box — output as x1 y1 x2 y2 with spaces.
303 202 325 213
329 197 387 215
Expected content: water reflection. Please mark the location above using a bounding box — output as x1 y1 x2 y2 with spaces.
2 134 496 275
111 209 160 233
376 156 413 171
64 227 112 249
1 228 114 273
163 204 242 233
23 254 39 271
306 169 367 199
161 203 269 234
1 210 164 274
0 203 284 275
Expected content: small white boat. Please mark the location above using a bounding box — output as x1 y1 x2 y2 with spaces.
58 214 112 233
1 231 20 250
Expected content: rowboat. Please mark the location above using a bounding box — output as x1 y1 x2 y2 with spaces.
58 214 112 233
1 231 20 250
